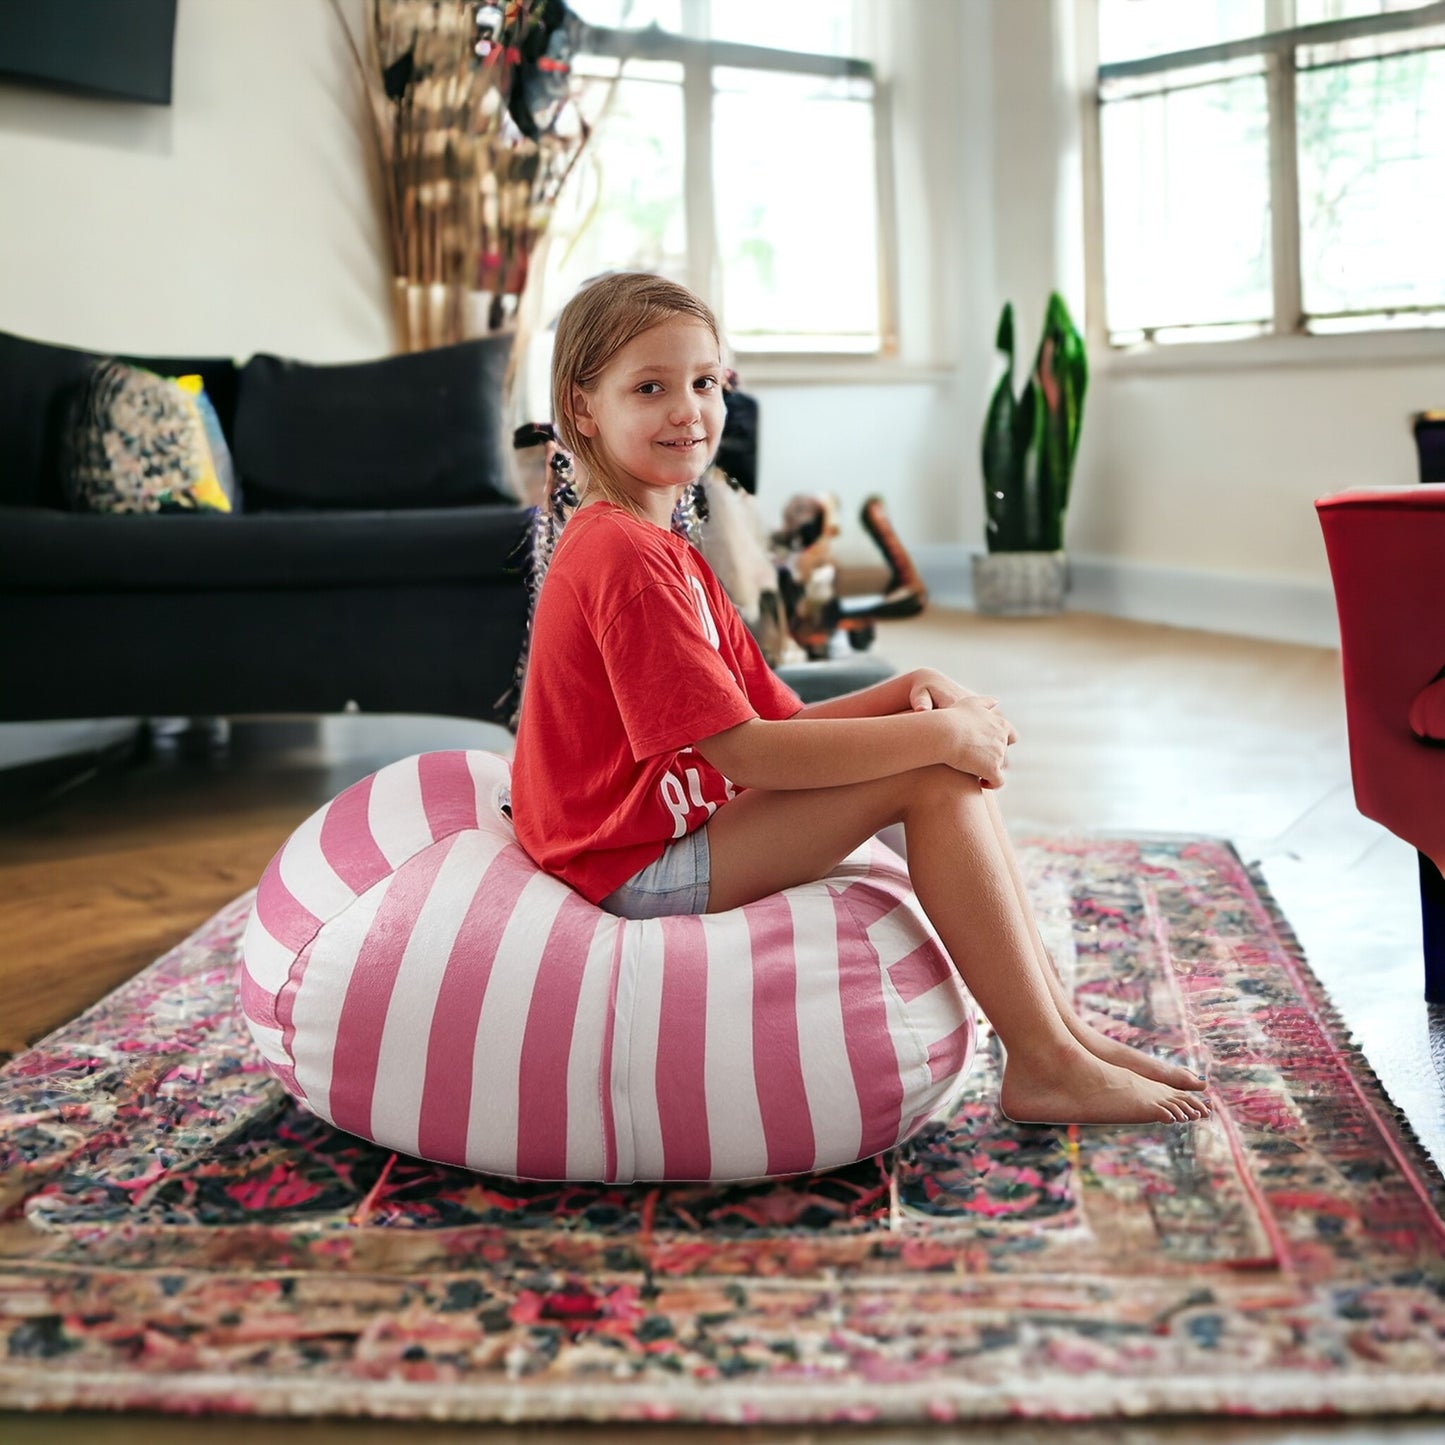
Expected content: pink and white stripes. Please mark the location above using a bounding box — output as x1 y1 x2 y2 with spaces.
240 751 975 1183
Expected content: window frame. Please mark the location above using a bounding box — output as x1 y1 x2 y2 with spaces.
1079 0 1445 370
578 18 900 363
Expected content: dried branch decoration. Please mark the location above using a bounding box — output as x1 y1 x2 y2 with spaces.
333 0 595 353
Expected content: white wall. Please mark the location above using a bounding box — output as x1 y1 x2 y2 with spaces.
751 378 957 562
1071 362 1434 582
0 0 391 362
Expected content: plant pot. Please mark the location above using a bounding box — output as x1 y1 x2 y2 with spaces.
972 550 1067 617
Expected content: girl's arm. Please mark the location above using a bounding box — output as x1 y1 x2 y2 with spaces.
793 667 972 721
695 694 1015 792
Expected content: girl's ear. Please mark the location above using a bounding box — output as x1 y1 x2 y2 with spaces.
571 386 599 439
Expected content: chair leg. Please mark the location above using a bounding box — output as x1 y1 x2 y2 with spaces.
1420 851 1445 1004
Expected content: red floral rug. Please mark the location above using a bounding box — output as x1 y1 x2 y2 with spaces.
2 836 1443 1424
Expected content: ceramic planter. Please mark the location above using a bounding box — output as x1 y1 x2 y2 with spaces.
972 549 1067 616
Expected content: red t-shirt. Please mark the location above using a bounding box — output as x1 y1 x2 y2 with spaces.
511 501 803 903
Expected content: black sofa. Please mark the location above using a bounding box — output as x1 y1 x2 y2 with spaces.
0 328 533 728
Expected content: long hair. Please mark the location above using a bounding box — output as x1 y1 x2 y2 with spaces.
506 274 718 727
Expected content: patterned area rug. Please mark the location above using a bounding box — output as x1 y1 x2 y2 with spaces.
2 836 1443 1424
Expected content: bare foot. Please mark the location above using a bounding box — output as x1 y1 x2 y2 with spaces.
1000 1048 1213 1126
1065 1017 1207 1092
1036 945 1207 1091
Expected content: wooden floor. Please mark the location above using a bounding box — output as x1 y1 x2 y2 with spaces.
2 608 1443 1445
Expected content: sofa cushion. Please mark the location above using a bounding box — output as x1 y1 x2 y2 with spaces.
0 505 531 592
0 328 239 510
234 337 514 512
61 362 235 514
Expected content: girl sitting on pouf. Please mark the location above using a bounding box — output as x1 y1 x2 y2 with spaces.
511 272 1209 1127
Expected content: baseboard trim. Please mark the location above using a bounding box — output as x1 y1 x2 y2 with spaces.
913 546 1340 650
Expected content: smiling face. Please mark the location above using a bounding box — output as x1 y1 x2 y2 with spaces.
571 315 725 527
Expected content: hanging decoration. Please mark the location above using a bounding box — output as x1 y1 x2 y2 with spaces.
334 0 596 353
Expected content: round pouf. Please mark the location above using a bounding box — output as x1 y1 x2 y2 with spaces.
241 750 975 1183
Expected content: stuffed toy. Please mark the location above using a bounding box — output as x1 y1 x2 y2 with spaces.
771 493 928 659
696 468 801 669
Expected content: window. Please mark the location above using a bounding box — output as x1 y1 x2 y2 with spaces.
537 0 885 356
1093 0 1445 346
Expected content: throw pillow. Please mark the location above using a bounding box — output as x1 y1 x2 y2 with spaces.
232 335 514 512
61 361 236 514
173 372 238 510
0 328 238 510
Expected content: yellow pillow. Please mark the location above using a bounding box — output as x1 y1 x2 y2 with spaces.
172 373 236 513
61 361 236 514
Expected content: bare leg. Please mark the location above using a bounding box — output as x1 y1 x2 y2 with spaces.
979 793 1207 1091
704 767 1210 1126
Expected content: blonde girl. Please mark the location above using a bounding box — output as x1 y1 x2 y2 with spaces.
510 273 1209 1126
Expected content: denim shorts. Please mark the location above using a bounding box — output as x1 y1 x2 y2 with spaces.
599 826 710 920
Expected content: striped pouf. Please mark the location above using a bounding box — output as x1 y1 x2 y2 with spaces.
240 750 975 1183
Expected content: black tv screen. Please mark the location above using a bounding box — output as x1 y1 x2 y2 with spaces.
0 0 177 106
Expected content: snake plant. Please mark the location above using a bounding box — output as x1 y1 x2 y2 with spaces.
980 293 1088 553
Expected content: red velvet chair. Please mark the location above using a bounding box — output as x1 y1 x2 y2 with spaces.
1317 485 1445 1002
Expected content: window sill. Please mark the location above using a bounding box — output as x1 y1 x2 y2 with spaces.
733 355 955 386
1095 326 1445 376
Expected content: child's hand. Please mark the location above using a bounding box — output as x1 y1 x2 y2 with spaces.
926 693 1018 788
907 668 977 713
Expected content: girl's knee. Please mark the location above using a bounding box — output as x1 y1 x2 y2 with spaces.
900 765 984 814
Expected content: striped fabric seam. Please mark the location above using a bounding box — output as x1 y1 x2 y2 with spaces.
830 882 909 1162
326 834 462 1142
413 842 537 1167
600 924 626 1183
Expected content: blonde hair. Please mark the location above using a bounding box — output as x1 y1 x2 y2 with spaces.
551 272 721 515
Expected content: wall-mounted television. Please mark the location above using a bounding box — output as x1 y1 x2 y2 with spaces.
0 0 178 106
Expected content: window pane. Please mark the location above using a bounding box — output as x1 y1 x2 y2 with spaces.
1100 53 1265 103
1298 45 1445 321
569 0 857 51
713 70 880 351
542 65 687 302
707 1 856 57
1295 0 1435 24
1098 0 1266 65
1101 77 1272 336
525 64 685 415
1299 16 1445 63
567 0 681 32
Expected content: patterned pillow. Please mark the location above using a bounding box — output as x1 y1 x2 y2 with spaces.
61 360 236 514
